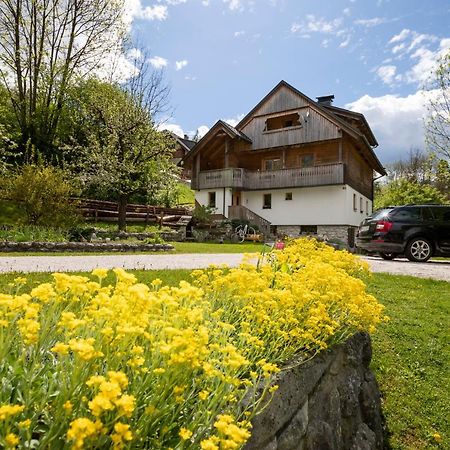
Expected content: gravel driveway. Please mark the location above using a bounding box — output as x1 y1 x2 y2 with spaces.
0 253 448 282
0 253 248 274
361 256 450 282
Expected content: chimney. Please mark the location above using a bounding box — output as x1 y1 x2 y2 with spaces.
316 95 335 106
184 134 190 140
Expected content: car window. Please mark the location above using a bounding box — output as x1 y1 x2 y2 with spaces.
430 207 450 221
391 207 422 222
371 208 394 220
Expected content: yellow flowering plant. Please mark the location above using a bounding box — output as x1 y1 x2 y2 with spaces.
0 238 384 449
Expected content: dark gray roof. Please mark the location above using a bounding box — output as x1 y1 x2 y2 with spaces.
179 137 196 150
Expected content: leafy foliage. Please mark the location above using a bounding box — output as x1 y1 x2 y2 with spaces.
374 178 447 209
1 165 79 227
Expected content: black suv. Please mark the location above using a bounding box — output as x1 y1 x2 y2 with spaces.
356 204 450 262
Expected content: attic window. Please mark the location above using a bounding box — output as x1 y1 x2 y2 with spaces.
265 113 301 131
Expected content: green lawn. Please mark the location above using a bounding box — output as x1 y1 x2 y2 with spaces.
0 270 447 449
0 241 267 257
368 274 449 449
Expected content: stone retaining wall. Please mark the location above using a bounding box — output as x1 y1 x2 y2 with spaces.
0 242 174 252
245 332 385 450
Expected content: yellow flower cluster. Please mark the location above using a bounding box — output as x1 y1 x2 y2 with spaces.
0 238 384 449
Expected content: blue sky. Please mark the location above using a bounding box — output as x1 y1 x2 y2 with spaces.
125 0 450 164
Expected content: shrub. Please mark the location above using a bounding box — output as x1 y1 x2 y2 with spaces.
2 164 79 228
0 238 384 449
0 225 68 242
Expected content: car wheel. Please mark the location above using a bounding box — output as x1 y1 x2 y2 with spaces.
379 252 398 260
405 237 433 262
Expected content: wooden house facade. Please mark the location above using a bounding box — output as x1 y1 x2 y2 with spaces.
183 81 385 243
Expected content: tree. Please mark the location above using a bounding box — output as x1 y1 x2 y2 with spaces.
426 51 450 160
386 148 434 184
68 78 177 231
374 179 446 210
0 0 125 162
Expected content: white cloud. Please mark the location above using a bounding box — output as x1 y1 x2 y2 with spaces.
223 0 243 11
385 29 450 86
185 75 197 81
234 30 246 37
159 122 185 137
354 17 389 27
175 60 188 71
339 35 351 48
321 39 330 48
127 48 143 60
343 8 351 16
376 65 397 85
346 90 438 162
291 14 348 42
389 28 411 44
302 14 343 34
163 0 187 4
124 1 168 23
149 55 168 69
392 43 405 54
196 125 210 138
224 114 245 127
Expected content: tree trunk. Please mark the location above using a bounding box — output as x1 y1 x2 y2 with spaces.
118 195 127 231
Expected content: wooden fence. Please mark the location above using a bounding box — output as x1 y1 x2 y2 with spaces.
74 198 192 228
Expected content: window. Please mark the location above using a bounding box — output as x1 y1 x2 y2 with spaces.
285 192 293 201
208 192 216 208
300 154 314 168
360 197 363 213
300 225 317 234
430 206 450 221
263 194 272 209
366 200 369 216
353 193 357 211
391 207 422 222
264 158 282 171
265 113 301 131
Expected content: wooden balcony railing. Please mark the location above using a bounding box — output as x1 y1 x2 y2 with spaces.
191 163 344 190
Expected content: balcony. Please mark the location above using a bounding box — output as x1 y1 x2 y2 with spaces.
191 163 345 190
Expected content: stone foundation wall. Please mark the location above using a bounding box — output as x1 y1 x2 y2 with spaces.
275 225 357 249
0 242 174 252
318 225 357 248
245 333 385 450
276 226 301 236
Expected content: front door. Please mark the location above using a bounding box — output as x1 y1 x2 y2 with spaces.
232 192 241 206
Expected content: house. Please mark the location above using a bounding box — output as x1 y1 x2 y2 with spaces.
182 81 386 245
171 133 196 179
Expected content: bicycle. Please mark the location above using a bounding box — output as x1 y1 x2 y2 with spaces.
231 224 256 243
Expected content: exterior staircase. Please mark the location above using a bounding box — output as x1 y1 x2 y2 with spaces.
228 205 271 236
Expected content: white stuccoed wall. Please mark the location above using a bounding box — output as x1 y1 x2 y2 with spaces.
195 185 372 226
241 185 371 226
196 188 233 216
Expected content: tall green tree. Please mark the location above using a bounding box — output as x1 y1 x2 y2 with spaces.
0 0 125 162
68 79 177 231
426 51 450 160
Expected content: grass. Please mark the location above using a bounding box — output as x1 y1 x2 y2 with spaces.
0 241 267 256
368 273 449 449
0 269 447 449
